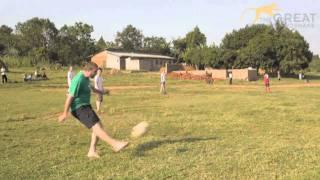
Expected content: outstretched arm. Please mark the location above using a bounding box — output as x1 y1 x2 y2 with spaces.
90 85 109 95
58 95 74 122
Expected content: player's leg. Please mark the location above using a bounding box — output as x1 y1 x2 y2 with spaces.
91 122 128 152
88 132 100 158
96 100 101 112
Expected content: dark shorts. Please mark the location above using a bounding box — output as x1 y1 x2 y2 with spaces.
265 83 270 87
71 105 100 129
96 94 103 102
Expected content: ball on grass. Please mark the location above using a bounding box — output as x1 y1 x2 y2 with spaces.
131 121 149 138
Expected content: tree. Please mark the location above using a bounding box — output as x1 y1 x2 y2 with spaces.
221 24 270 50
219 22 312 73
0 44 5 55
0 25 13 55
96 36 107 51
236 30 277 71
143 36 170 55
183 47 204 69
172 26 206 64
273 22 313 73
57 22 96 65
15 18 58 58
202 45 221 68
308 55 320 72
115 25 143 51
279 36 313 73
185 26 206 48
218 49 237 69
183 45 219 70
172 38 187 62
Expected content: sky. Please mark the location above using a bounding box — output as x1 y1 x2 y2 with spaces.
1 0 319 54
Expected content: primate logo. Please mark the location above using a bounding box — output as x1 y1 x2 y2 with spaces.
241 3 281 23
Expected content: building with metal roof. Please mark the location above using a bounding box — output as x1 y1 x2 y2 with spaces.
91 50 175 71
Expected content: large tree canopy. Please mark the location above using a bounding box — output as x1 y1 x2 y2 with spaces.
15 18 58 64
143 36 170 55
0 25 14 55
219 22 312 73
57 22 96 65
185 26 206 48
115 25 143 51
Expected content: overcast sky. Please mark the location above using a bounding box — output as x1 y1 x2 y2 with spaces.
1 0 319 54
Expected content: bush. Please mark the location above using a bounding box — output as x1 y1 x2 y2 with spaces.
0 56 53 68
308 58 320 72
1 56 33 67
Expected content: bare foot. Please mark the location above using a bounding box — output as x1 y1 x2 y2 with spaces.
87 152 100 158
113 142 129 152
97 111 104 114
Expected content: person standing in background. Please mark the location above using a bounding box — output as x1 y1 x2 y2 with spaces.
228 72 233 85
264 73 271 93
160 69 167 95
1 66 7 84
94 68 105 113
67 66 74 92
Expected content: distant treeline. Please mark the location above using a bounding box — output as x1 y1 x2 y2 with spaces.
0 17 315 73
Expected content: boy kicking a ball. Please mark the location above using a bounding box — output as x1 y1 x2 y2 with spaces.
58 62 128 158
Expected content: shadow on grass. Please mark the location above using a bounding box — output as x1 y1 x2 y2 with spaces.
133 136 219 156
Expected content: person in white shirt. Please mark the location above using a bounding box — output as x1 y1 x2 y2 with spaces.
1 66 7 84
160 69 167 95
94 68 104 113
228 72 233 85
277 70 281 81
67 66 74 91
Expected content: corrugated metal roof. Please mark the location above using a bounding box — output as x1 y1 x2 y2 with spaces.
106 50 175 60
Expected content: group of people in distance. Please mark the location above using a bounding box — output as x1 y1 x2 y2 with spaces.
23 69 48 82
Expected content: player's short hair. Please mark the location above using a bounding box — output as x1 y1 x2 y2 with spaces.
83 62 98 71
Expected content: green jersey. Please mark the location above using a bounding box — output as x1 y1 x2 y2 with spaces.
69 71 91 111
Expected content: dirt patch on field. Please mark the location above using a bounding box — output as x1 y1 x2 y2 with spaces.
214 83 320 89
39 85 156 92
272 83 320 88
39 83 320 94
107 85 155 90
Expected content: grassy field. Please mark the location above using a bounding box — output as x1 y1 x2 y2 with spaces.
1 68 320 179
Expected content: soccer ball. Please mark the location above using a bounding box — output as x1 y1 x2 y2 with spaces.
131 121 149 138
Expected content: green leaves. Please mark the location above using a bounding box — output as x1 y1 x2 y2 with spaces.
220 22 312 73
56 22 96 65
185 26 207 48
115 25 144 51
96 36 107 51
143 36 171 55
173 26 208 68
